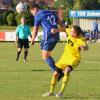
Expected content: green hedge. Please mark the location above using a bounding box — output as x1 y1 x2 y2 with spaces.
7 13 15 26
0 10 34 26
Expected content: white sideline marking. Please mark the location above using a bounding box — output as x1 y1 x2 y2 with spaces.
82 60 100 64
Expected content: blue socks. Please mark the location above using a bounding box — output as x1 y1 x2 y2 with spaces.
45 56 56 71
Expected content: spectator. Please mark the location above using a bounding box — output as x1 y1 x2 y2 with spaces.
98 22 100 32
85 30 92 43
92 20 99 42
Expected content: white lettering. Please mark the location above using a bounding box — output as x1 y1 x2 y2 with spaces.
78 12 86 16
87 12 100 17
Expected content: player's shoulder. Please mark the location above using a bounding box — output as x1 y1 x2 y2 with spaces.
40 10 55 16
77 36 86 43
66 28 71 36
36 10 47 15
35 10 45 19
80 36 85 40
66 28 71 32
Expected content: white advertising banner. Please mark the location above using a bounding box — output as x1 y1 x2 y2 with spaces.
1 31 67 41
5 32 16 41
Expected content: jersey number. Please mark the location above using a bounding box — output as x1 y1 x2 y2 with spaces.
47 15 57 25
68 39 74 46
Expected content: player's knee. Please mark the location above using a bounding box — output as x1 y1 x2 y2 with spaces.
65 65 73 74
42 51 50 60
51 71 59 85
18 48 22 52
24 48 28 52
42 56 47 60
42 55 49 60
53 71 59 78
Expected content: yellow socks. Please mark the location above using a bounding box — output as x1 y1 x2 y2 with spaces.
49 73 70 94
60 73 70 93
50 76 58 93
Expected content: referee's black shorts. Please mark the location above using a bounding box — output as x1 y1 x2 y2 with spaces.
17 38 29 48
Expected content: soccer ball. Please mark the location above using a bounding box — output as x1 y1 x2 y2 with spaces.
16 2 27 13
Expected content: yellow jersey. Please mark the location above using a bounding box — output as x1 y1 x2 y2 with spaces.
56 28 86 70
65 28 86 60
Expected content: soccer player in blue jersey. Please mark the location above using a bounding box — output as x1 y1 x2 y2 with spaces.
30 4 63 72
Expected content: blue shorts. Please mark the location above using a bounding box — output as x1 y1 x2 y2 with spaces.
40 40 58 51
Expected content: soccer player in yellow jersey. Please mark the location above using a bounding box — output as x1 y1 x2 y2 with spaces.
43 25 88 98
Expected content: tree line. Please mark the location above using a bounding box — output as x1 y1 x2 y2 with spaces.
0 0 100 26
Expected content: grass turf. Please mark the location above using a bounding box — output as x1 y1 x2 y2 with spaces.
0 42 100 100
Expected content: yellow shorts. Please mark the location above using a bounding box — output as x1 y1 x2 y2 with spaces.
56 55 80 70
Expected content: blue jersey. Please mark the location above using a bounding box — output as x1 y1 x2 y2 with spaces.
34 10 60 42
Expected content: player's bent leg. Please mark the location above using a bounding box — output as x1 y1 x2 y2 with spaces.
18 48 22 52
56 67 64 81
42 50 56 71
50 71 59 93
24 48 28 62
42 50 51 60
16 48 22 61
56 66 72 98
43 71 59 97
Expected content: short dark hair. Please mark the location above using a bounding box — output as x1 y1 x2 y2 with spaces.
30 4 40 9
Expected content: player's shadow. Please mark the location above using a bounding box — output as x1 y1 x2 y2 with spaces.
31 69 49 72
31 69 100 72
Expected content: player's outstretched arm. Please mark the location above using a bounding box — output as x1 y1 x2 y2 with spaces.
51 28 65 34
80 45 88 50
31 26 38 45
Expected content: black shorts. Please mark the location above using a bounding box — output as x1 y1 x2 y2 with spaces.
17 38 29 48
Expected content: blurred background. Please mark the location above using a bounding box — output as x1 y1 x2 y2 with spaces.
0 0 100 42
0 0 99 26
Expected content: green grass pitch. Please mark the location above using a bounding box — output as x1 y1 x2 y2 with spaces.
0 42 100 100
